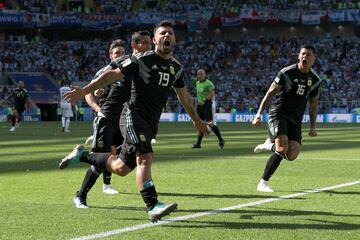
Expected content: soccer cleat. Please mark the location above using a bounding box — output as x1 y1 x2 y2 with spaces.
9 127 16 132
85 135 94 145
257 179 274 192
72 196 89 209
148 201 178 223
192 143 201 149
151 138 157 144
254 138 273 153
218 139 225 149
103 184 119 194
59 144 85 169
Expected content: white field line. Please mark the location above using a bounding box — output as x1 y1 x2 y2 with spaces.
155 155 360 161
71 180 360 240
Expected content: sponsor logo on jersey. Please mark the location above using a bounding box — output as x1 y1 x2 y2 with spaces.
151 64 158 69
169 65 175 75
139 134 146 142
293 78 299 83
97 140 104 148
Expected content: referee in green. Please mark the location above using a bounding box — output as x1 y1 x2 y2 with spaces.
192 69 225 149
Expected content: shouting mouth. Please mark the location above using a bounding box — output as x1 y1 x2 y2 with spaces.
164 40 171 47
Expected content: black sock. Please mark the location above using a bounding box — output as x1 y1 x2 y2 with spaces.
196 133 203 145
80 152 110 171
210 125 223 141
140 181 158 210
11 116 16 127
77 166 102 199
103 170 112 185
262 152 283 181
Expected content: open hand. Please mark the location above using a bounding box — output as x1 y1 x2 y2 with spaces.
252 116 262 127
64 86 85 104
193 120 210 136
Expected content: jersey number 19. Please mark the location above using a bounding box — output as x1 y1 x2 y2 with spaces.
158 72 170 87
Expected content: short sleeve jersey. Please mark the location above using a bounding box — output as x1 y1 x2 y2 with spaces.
11 87 29 110
59 86 72 107
118 50 185 126
100 55 132 121
196 79 214 102
92 65 112 107
269 64 322 121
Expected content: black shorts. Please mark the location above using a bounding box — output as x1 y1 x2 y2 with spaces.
14 106 25 115
118 104 155 170
268 114 302 144
92 116 123 152
197 100 213 122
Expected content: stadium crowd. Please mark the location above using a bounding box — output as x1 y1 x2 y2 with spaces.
1 34 359 113
2 0 360 14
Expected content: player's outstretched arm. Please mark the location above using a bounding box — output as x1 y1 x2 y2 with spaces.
174 86 209 136
308 96 319 137
252 82 280 127
64 69 124 104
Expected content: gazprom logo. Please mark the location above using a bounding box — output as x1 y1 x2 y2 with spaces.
177 114 192 122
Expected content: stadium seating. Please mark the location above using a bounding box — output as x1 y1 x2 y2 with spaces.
10 73 58 104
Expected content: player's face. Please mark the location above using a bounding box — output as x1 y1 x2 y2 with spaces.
153 26 176 55
18 81 24 89
109 46 125 61
298 48 316 70
135 35 152 53
197 71 206 81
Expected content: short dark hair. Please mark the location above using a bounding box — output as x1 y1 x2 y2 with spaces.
153 20 173 34
109 39 126 54
301 45 316 54
131 30 150 44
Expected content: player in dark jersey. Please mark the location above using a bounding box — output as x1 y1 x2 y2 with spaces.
60 21 209 222
72 39 126 208
8 80 31 132
252 45 321 192
73 32 152 208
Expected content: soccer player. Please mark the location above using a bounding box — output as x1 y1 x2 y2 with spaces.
73 32 153 208
59 21 209 222
8 80 31 131
252 45 321 192
192 69 224 149
59 81 74 132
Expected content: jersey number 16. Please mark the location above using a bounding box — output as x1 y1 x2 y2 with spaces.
296 84 306 95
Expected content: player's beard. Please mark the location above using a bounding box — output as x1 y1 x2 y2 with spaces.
159 40 173 54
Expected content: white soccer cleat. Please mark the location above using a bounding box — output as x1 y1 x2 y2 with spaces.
254 138 273 153
257 179 274 192
103 184 119 194
72 196 89 209
151 138 157 144
85 135 94 145
9 127 16 132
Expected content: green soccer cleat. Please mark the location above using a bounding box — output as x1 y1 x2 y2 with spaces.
59 144 85 169
148 201 178 223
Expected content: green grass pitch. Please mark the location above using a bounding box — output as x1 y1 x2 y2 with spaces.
0 121 359 240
